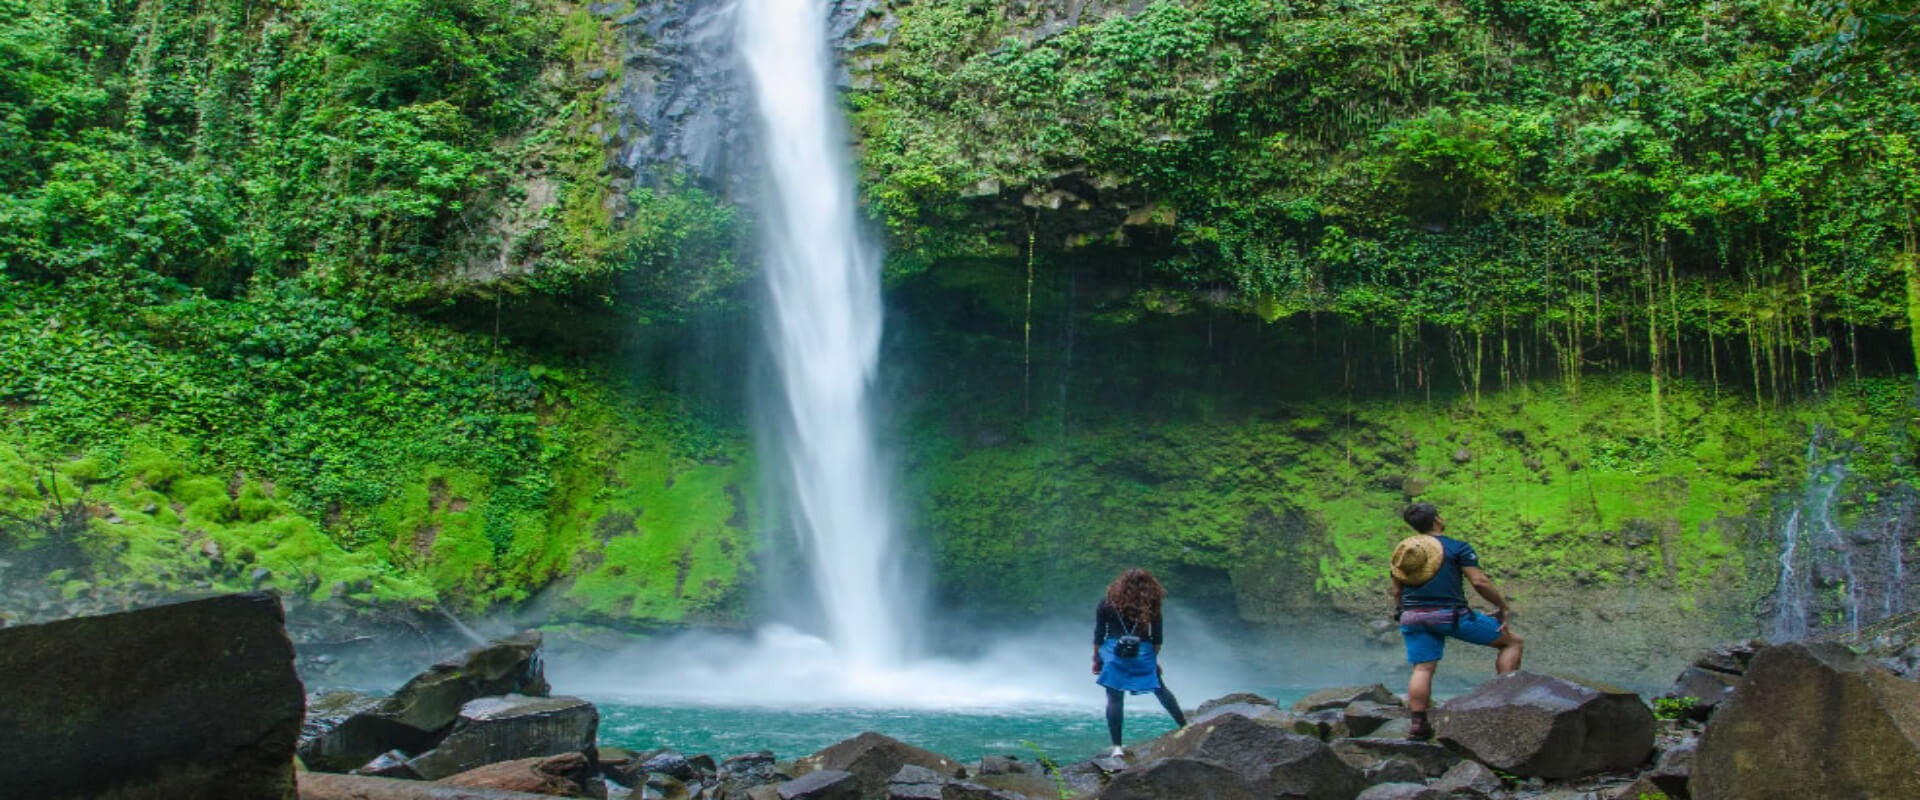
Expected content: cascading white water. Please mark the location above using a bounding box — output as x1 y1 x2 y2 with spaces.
737 0 909 670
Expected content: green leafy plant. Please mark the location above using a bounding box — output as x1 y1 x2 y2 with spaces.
1652 696 1701 720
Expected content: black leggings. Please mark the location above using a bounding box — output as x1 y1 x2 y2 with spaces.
1105 685 1187 746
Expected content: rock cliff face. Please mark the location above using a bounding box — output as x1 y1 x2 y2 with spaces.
596 0 1162 241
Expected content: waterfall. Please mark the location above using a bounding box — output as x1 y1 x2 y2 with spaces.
737 0 911 670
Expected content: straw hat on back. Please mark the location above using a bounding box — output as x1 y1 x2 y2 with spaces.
1391 534 1444 585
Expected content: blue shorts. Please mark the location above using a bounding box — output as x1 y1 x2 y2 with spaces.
1399 608 1505 664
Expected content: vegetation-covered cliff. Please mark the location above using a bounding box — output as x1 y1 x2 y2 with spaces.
3 0 1916 674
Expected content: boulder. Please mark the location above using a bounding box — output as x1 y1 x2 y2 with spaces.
780 770 862 800
1190 702 1294 728
1356 784 1443 800
1095 758 1257 800
887 764 948 800
1693 642 1920 800
301 689 440 773
1361 757 1425 785
938 781 1024 800
792 732 966 799
300 771 575 798
405 694 599 780
1344 701 1410 737
1432 760 1503 797
1292 684 1402 713
640 749 702 782
440 753 602 797
1144 711 1367 799
0 593 304 800
1195 692 1278 716
645 773 693 800
377 630 550 734
969 774 1065 798
1368 718 1414 739
1330 739 1460 778
974 755 1025 776
1435 672 1656 779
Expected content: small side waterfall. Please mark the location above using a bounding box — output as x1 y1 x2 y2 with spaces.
1769 427 1913 640
737 0 912 670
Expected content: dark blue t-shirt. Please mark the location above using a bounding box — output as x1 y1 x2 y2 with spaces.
1399 535 1479 608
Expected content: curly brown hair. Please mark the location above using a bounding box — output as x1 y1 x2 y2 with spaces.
1104 567 1166 628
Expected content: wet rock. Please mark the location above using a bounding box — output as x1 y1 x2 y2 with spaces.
1142 711 1366 799
779 769 861 800
405 694 599 781
1331 738 1460 778
377 630 549 734
887 764 948 800
1357 784 1443 800
792 732 966 798
1361 757 1426 785
642 749 700 782
1436 672 1656 779
1094 757 1257 800
1195 692 1277 716
1292 684 1402 713
1694 642 1920 800
1433 760 1504 797
0 593 303 800
1343 700 1410 737
440 752 603 797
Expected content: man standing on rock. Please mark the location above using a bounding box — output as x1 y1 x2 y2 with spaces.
1390 501 1524 740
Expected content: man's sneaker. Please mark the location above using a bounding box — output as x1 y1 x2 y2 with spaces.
1107 746 1126 759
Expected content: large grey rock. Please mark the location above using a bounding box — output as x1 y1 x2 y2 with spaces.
1143 711 1366 799
938 781 1025 800
1331 738 1460 778
0 593 303 800
1293 684 1402 713
1432 760 1503 797
780 769 862 800
1435 672 1656 779
887 764 947 800
1694 642 1920 800
405 694 599 780
1356 784 1443 800
1661 667 1738 720
1095 758 1257 800
792 732 966 799
377 630 548 734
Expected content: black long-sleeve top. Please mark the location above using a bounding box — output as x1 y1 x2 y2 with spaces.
1093 599 1164 647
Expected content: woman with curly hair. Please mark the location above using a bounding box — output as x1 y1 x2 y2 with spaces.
1092 567 1187 758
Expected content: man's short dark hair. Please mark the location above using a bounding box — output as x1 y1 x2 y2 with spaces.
1403 502 1439 533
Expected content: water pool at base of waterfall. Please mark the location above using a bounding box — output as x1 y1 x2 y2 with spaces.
591 694 1307 764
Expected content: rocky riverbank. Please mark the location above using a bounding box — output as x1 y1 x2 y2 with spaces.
4 593 1916 799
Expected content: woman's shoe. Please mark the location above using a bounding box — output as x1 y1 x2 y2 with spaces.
1107 746 1126 759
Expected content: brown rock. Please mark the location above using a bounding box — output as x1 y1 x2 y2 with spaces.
793 732 965 799
0 593 303 800
1693 642 1920 800
440 753 599 797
